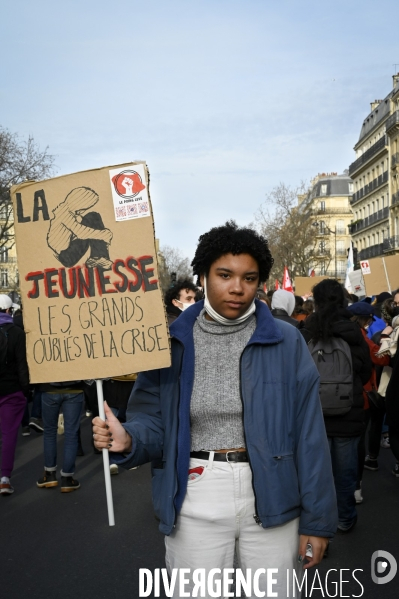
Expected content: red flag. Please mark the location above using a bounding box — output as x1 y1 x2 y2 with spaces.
310 269 315 277
275 279 281 290
282 266 293 292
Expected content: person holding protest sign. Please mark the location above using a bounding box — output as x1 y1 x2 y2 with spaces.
0 294 29 495
93 221 337 596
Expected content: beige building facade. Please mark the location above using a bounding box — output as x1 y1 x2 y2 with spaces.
349 74 399 260
299 173 353 281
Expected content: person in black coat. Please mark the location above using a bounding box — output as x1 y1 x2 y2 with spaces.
300 279 372 533
385 350 399 476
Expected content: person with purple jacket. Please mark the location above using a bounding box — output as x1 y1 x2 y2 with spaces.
0 294 29 495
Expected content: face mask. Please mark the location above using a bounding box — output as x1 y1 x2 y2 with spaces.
203 277 256 325
176 300 192 312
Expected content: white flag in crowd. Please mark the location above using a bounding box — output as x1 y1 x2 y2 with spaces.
345 243 354 292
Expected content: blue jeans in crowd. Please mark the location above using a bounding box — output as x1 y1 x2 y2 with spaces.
328 436 360 530
42 392 84 476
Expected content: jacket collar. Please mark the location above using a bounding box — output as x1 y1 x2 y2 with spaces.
170 299 283 346
271 308 289 317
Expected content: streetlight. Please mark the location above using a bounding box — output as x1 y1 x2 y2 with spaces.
313 221 337 279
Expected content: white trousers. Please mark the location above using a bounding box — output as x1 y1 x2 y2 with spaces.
165 454 302 598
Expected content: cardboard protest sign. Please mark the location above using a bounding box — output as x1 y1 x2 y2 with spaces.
360 260 371 275
384 254 399 291
294 276 328 297
348 270 366 297
11 162 171 383
362 255 399 296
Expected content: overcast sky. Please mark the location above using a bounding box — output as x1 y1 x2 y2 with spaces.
1 0 398 260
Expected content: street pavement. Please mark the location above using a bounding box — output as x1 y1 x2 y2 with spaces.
1 416 398 599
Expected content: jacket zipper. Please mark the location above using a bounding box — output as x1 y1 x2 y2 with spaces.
239 347 262 526
172 339 185 528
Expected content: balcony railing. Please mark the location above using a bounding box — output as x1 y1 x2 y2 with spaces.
351 171 388 204
386 111 399 135
383 236 399 252
348 207 389 234
349 136 387 176
391 153 399 169
0 256 17 263
312 207 353 215
359 243 385 260
335 248 347 256
392 192 399 206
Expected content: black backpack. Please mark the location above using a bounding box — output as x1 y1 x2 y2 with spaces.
308 337 354 416
0 323 14 373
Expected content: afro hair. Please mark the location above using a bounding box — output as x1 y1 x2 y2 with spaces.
191 221 273 285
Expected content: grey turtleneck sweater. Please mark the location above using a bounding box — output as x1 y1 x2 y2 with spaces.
190 309 256 451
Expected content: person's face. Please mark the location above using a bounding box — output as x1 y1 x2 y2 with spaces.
393 292 399 307
363 317 373 329
201 253 259 320
172 288 196 309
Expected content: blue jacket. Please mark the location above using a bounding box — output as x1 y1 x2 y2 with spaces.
367 315 386 339
117 300 338 537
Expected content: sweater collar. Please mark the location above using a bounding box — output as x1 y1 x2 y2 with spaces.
170 299 284 346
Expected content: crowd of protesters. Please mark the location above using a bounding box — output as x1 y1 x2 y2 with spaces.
1 224 399 595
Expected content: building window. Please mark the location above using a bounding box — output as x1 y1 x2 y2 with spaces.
336 240 345 255
320 184 327 196
320 220 326 234
336 220 345 235
319 241 326 254
319 201 326 212
320 262 326 274
0 248 8 262
0 269 8 288
348 183 354 194
337 260 345 274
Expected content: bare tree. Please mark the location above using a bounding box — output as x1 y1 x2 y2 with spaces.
0 127 55 249
158 244 193 291
255 182 331 282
